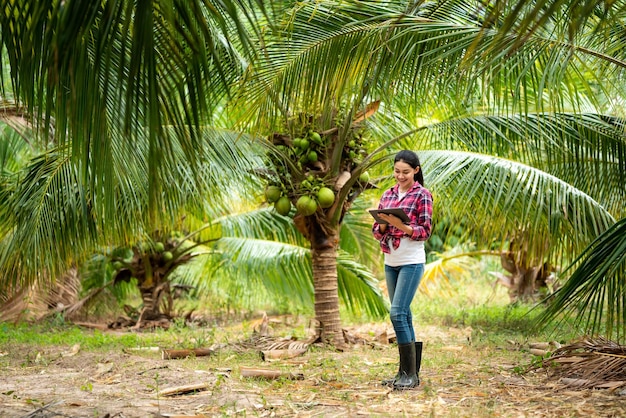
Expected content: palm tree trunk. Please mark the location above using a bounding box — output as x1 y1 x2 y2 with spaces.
311 229 344 348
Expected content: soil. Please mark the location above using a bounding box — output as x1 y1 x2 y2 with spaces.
1 323 625 418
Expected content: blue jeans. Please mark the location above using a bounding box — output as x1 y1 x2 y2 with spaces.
385 264 424 345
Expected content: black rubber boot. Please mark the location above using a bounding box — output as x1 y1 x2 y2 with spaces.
415 341 423 386
393 342 419 390
383 341 423 386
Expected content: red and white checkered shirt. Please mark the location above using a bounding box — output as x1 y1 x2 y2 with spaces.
372 181 433 254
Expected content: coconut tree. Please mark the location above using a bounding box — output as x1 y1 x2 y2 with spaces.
232 0 626 343
0 0 268 288
0 0 388 327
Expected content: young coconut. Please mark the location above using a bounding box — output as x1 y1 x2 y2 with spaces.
274 196 292 216
162 251 174 262
317 187 335 208
265 185 282 203
296 195 318 216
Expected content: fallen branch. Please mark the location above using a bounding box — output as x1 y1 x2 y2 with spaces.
261 348 307 361
126 346 161 352
73 322 110 331
162 348 214 359
20 400 65 418
240 366 304 380
159 383 210 397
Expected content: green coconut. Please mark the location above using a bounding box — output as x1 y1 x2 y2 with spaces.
265 185 282 203
317 187 335 208
296 195 317 216
274 196 292 216
310 131 322 145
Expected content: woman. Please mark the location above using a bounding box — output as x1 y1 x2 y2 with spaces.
372 150 433 390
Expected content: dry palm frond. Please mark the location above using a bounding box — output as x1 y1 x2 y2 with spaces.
232 334 315 352
529 337 626 390
0 268 81 322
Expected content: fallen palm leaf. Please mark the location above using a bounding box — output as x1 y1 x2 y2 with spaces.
528 337 626 390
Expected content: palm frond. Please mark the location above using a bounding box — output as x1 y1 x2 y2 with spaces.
339 197 382 267
421 150 614 267
412 113 626 217
535 217 626 342
217 236 314 302
174 205 388 318
210 207 308 247
529 336 626 389
0 0 263 213
0 127 266 288
420 251 481 297
0 151 98 287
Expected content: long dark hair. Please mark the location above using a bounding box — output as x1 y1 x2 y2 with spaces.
394 150 424 186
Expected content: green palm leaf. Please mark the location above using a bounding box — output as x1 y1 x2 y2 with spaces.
411 113 626 217
0 0 264 216
535 217 626 342
0 128 266 288
336 249 388 319
423 150 614 261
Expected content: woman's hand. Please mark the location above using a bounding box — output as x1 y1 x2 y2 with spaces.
379 213 413 236
379 213 404 228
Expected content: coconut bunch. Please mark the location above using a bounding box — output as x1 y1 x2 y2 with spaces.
263 119 371 219
530 337 626 391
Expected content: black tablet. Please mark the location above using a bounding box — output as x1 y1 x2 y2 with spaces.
368 208 410 224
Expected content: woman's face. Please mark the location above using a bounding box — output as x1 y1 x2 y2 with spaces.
394 160 419 190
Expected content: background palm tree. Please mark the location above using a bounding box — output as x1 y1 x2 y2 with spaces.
0 0 267 285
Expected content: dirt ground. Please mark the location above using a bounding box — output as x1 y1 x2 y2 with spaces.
1 323 625 418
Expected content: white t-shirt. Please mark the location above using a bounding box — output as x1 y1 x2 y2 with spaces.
384 237 426 266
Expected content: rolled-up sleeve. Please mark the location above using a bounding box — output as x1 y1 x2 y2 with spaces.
372 222 385 241
409 190 433 241
371 194 391 242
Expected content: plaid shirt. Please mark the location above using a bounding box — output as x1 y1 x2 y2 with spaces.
372 182 433 254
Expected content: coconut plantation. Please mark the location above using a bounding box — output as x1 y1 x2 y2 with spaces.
0 1 625 417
